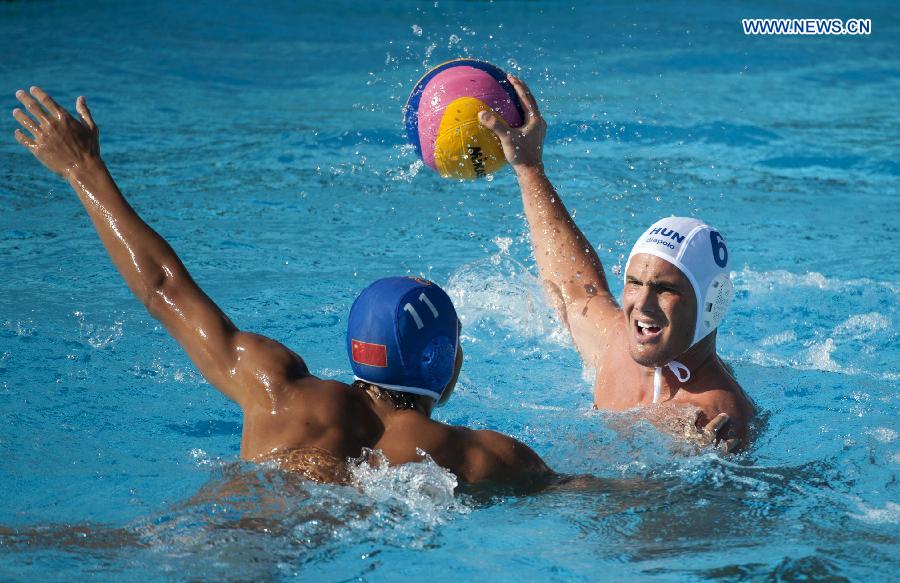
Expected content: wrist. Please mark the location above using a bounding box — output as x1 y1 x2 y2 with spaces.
514 162 546 181
66 156 107 185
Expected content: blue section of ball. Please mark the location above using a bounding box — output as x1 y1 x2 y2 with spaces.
403 58 523 161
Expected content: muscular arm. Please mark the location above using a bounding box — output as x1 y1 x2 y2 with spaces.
479 77 620 365
13 87 307 410
514 167 619 364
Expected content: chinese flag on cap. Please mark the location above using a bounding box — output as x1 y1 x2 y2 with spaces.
351 339 387 367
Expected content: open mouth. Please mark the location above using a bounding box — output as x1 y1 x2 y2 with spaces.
634 320 663 342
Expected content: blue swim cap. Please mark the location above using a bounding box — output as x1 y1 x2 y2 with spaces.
347 277 459 401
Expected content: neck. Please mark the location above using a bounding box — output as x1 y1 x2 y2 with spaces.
667 330 719 377
355 381 432 417
646 332 721 403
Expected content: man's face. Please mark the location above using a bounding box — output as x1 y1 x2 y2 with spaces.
622 254 697 366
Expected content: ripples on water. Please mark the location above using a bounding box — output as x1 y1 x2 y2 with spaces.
0 454 466 580
2 246 895 580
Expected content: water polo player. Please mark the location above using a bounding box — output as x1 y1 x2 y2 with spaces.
11 87 551 486
478 76 754 450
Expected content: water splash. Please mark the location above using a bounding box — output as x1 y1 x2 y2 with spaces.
832 312 891 340
189 448 227 468
72 310 124 349
866 427 897 443
1 319 36 338
445 237 569 348
348 449 469 547
140 450 469 564
131 357 205 384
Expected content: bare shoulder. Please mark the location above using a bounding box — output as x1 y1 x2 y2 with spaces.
372 411 459 467
243 372 361 424
221 331 311 410
379 418 550 486
693 378 755 444
240 377 380 461
457 427 551 485
234 332 310 379
280 377 371 419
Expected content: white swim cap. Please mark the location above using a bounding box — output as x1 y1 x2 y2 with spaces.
625 217 735 347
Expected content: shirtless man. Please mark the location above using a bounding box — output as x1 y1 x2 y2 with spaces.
11 87 551 487
478 77 754 450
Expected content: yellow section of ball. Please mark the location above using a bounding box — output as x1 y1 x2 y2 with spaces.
433 97 507 180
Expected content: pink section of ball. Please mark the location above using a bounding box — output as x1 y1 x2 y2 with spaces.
416 66 523 170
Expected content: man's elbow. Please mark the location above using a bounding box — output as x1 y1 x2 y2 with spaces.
142 266 179 317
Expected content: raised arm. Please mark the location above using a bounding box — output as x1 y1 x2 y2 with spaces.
478 76 620 366
12 87 308 410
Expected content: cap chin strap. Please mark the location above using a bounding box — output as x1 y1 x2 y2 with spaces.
652 361 692 404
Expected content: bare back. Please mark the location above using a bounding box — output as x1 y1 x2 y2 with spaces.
242 375 550 486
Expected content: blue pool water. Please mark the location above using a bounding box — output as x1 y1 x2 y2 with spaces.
1 1 898 580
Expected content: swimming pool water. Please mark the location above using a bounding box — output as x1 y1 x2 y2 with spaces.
1 1 898 580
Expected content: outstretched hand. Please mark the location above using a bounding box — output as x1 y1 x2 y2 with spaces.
13 87 100 179
478 75 546 173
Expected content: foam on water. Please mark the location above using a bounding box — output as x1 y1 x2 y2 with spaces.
180 447 467 550
728 268 900 381
849 501 900 525
733 267 900 295
12 454 472 579
867 427 897 443
347 449 470 547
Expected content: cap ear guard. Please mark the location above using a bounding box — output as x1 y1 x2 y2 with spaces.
436 385 454 408
697 272 734 342
420 335 456 398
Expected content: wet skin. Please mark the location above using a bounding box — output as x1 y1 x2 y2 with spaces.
12 87 551 487
479 76 754 451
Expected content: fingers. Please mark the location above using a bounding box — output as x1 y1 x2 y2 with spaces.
15 89 49 125
722 438 741 454
29 86 65 120
12 108 40 138
703 413 730 443
76 96 96 132
14 129 36 149
507 75 541 119
477 109 510 136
